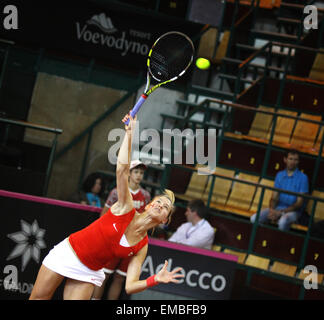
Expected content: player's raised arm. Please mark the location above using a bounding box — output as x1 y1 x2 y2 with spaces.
113 114 136 213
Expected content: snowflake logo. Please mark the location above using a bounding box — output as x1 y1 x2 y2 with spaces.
7 220 46 271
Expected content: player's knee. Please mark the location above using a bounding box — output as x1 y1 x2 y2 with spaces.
29 287 53 300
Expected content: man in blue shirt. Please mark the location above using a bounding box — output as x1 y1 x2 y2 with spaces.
250 150 309 231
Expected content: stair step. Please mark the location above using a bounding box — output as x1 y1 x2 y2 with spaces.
161 113 222 129
277 17 302 25
250 29 299 43
177 99 228 113
176 99 201 108
222 57 284 73
218 73 255 83
280 2 324 14
190 84 235 100
236 43 260 51
280 2 305 10
236 43 295 57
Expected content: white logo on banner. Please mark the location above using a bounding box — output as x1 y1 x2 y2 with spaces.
87 12 117 34
75 12 150 57
141 256 226 293
6 220 46 271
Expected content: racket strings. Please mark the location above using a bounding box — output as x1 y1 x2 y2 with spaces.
149 32 194 82
150 52 169 80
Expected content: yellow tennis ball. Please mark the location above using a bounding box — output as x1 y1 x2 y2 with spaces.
196 58 210 70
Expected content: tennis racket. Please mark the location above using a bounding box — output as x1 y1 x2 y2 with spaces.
124 31 194 124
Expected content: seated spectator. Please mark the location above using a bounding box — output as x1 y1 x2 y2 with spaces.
70 172 104 208
168 199 215 250
250 149 309 231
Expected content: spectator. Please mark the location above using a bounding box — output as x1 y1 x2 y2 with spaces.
250 149 309 231
70 172 104 208
103 160 151 213
168 199 215 250
91 160 151 300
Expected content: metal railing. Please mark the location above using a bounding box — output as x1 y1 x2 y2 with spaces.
0 117 62 195
172 163 324 298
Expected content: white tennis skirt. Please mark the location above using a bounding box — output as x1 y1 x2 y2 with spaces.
42 238 105 287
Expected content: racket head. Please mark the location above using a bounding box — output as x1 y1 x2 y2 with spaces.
147 31 194 83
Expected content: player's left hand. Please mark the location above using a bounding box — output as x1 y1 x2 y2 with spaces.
155 260 184 284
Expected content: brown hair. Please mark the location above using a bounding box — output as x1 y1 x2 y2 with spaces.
156 189 175 225
285 149 299 158
188 199 207 219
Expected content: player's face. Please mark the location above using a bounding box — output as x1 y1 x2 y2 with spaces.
284 153 299 171
129 168 145 185
149 196 172 224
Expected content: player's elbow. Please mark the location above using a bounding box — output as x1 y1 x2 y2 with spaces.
125 285 132 295
125 278 143 295
125 283 136 295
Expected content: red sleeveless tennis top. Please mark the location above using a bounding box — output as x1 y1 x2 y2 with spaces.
69 208 148 271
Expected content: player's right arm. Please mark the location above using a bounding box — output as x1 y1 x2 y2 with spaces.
111 114 135 215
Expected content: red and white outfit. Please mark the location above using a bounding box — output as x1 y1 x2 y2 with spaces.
102 187 151 276
42 208 148 287
105 187 151 214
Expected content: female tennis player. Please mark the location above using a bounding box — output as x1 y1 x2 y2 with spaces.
29 114 183 300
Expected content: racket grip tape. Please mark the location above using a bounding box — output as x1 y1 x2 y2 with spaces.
124 94 147 125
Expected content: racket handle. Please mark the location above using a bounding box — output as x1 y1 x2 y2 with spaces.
124 94 147 125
